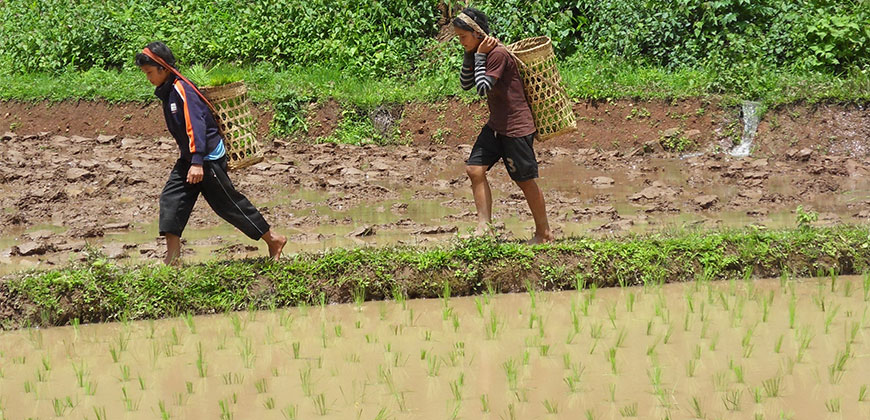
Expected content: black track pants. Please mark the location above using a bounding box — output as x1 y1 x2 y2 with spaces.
159 157 270 240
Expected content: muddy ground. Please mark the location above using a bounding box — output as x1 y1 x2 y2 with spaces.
1 99 869 272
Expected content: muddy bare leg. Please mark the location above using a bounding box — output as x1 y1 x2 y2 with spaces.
516 179 553 243
466 165 493 234
261 230 287 261
164 233 182 265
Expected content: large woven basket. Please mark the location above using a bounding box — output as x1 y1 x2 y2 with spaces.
200 81 263 170
508 36 577 141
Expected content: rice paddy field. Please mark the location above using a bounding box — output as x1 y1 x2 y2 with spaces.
1 274 869 420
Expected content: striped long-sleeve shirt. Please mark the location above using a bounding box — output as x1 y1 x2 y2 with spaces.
460 52 495 96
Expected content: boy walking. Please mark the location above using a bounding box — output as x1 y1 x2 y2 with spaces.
136 42 286 264
453 9 554 243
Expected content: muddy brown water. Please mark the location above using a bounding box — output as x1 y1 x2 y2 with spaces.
1 276 868 419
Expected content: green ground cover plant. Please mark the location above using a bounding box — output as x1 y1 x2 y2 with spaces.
2 225 870 329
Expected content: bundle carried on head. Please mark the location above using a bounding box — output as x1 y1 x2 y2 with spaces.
457 12 576 142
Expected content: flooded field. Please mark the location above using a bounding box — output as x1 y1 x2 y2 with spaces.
2 276 868 419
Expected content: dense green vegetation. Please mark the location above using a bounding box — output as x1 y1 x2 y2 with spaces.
3 226 869 329
1 0 868 138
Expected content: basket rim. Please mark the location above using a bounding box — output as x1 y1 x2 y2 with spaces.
200 80 246 90
509 36 552 55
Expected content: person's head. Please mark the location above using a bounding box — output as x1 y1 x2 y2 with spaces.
136 41 176 86
453 8 490 52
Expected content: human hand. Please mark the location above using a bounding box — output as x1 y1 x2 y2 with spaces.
477 36 498 54
187 164 204 184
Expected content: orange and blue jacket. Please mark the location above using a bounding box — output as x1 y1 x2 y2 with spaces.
154 75 222 165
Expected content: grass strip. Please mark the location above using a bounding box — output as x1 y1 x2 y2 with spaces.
1 59 868 108
2 225 869 329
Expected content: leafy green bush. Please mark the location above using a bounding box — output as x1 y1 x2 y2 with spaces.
0 0 866 93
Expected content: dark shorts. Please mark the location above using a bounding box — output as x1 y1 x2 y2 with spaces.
466 126 538 182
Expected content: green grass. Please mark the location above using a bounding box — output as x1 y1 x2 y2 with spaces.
4 225 870 329
1 56 867 127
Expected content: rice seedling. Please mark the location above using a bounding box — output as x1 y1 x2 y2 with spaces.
750 386 762 403
122 386 140 411
72 360 88 387
138 374 146 390
585 409 597 420
713 371 729 391
615 328 628 348
263 397 276 410
300 366 313 396
828 347 850 384
23 380 34 394
239 337 256 368
449 373 464 401
708 331 719 351
186 381 194 394
196 342 207 378
847 321 860 345
219 399 234 420
542 399 559 414
762 377 782 397
255 378 268 394
863 271 870 301
539 344 551 357
485 311 500 340
683 311 691 332
607 347 618 374
824 304 841 334
609 383 617 402
590 322 603 339
646 320 654 336
686 359 697 378
693 344 702 360
291 341 301 359
427 353 442 377
480 394 490 413
35 367 48 382
312 393 328 415
158 400 171 419
474 297 485 318
723 389 742 411
281 404 298 420
182 312 196 334
564 362 585 393
825 397 841 413
648 365 663 389
774 334 784 353
606 302 618 328
503 358 519 390
93 406 107 420
84 380 98 396
109 343 120 363
788 294 797 329
732 364 745 383
620 402 638 417
647 339 660 357
221 371 244 385
689 395 704 418
52 398 67 416
664 324 674 345
859 384 868 402
522 349 531 366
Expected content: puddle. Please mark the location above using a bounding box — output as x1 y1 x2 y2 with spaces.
1 276 868 419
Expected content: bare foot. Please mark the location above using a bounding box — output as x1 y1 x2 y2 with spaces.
263 230 287 261
526 231 555 244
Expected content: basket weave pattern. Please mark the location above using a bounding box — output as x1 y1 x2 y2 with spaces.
508 37 576 141
200 81 263 170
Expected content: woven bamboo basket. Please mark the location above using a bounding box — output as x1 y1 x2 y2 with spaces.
200 81 263 170
508 36 576 141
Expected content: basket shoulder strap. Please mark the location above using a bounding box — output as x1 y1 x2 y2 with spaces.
142 48 226 138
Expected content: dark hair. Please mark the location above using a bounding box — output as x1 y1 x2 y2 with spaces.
452 7 490 35
135 41 176 69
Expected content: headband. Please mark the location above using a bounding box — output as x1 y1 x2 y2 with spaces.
141 47 217 113
456 12 485 36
